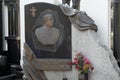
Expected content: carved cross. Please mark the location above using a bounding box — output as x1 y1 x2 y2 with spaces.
30 6 37 17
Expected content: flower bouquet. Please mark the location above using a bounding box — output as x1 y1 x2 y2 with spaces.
69 52 94 74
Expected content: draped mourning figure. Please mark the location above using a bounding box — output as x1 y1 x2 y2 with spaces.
59 4 120 80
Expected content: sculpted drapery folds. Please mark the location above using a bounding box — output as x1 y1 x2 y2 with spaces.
62 0 81 9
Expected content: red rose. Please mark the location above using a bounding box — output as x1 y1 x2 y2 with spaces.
85 60 90 64
83 57 91 64
91 66 94 70
75 65 80 70
73 58 79 64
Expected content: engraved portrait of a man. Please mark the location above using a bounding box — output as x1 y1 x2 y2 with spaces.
32 9 65 52
35 14 60 45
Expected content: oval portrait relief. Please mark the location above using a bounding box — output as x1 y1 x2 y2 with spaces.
32 9 65 52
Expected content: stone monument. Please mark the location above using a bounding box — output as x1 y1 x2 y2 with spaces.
22 2 97 80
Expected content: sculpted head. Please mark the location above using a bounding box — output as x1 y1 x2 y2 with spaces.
43 14 54 28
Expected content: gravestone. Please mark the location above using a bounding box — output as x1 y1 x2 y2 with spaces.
25 3 72 71
21 0 110 80
22 1 97 80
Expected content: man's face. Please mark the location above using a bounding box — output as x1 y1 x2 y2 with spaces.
45 15 54 27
